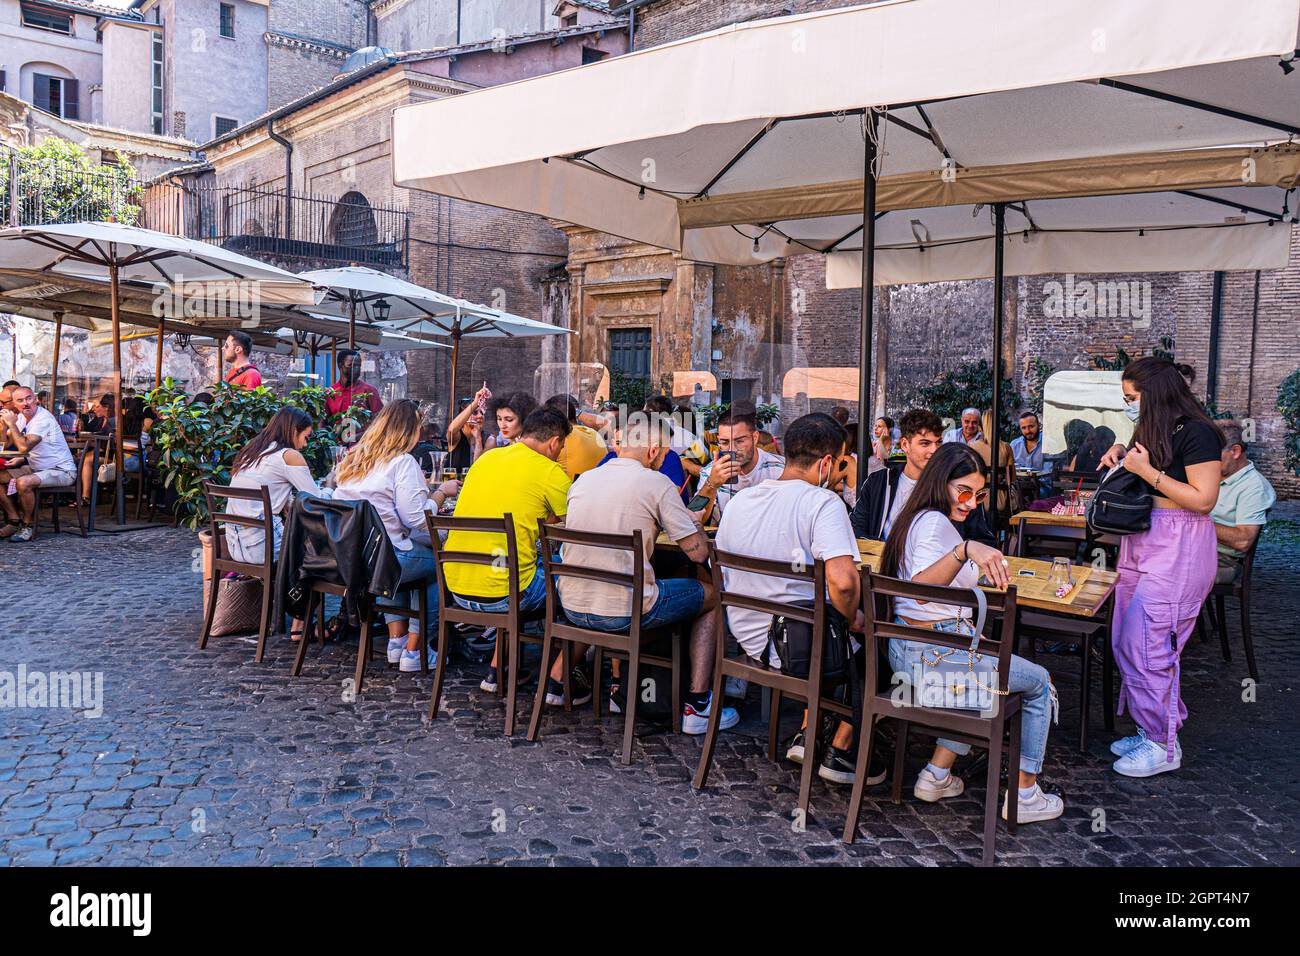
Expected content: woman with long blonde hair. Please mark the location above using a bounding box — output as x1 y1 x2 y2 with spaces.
334 399 461 673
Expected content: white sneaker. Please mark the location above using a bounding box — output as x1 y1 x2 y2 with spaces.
1109 727 1149 757
1002 784 1065 823
914 767 965 802
11 525 32 542
682 693 739 735
1113 737 1182 778
399 643 436 673
387 636 406 664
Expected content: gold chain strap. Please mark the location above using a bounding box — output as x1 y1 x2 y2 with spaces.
919 648 1010 697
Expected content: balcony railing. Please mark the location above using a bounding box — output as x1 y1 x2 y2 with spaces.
2 147 410 269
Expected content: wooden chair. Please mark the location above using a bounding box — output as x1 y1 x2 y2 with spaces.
1013 524 1117 751
200 482 279 662
32 440 90 539
122 438 155 521
1205 532 1262 682
693 546 853 820
527 522 685 764
843 570 1021 866
425 512 544 735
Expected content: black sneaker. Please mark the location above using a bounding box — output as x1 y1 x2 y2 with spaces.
480 665 532 693
545 665 593 707
785 730 806 765
817 745 888 787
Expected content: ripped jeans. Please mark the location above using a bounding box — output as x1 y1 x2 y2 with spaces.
888 616 1057 775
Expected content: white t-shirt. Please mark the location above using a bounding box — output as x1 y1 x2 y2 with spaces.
335 453 431 552
700 448 785 520
17 406 75 474
895 510 980 622
882 471 916 539
715 478 859 660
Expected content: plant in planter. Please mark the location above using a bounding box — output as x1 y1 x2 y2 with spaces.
1278 369 1300 476
906 360 1021 440
146 379 370 529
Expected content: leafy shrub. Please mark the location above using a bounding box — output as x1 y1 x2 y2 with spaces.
1278 369 1300 476
146 379 371 529
905 359 1022 440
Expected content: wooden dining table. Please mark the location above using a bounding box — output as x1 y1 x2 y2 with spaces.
1009 509 1088 530
657 532 1119 619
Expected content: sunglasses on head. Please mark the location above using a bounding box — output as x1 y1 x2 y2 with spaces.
955 486 989 504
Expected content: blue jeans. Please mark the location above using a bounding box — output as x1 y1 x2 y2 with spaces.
389 542 441 633
563 577 704 632
888 617 1055 775
451 556 549 614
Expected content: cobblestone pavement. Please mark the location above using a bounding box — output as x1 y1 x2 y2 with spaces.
1 521 1296 867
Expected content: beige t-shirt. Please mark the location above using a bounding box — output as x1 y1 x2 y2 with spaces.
559 457 700 616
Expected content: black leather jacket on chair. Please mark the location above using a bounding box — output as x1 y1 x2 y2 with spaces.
276 492 401 626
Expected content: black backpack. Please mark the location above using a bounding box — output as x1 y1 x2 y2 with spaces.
1086 465 1154 536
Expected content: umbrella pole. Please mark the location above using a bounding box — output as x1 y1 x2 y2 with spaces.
855 110 879 468
448 324 462 426
990 202 1006 542
154 322 164 389
109 258 125 526
51 310 62 407
216 340 223 384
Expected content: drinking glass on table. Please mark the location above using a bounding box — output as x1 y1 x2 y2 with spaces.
428 451 447 483
1049 557 1074 592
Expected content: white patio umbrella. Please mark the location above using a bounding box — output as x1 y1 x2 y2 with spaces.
0 221 320 524
391 0 1300 519
295 265 569 415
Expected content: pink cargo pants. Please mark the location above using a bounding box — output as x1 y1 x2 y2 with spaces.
1111 509 1216 761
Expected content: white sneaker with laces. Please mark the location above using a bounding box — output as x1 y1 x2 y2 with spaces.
1113 737 1182 777
914 767 965 802
1002 784 1065 823
681 693 739 735
1109 727 1149 757
399 641 436 673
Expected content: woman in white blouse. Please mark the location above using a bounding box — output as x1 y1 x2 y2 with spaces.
334 400 460 673
880 442 1064 824
227 407 327 640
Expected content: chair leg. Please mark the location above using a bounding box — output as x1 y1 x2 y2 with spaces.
1215 595 1231 663
198 568 221 650
417 589 429 674
982 726 1005 867
428 619 450 721
1102 629 1115 733
767 689 783 762
291 593 316 676
1005 710 1021 837
795 682 820 819
51 494 60 533
527 629 555 742
73 495 85 538
560 640 572 712
1195 605 1208 644
890 721 909 804
842 712 878 844
254 573 273 664
620 647 640 765
1240 593 1259 683
504 628 521 736
352 614 371 696
670 628 682 734
317 597 327 646
592 647 604 720
692 656 727 791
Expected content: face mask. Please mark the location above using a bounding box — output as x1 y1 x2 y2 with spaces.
817 458 831 489
1124 400 1140 423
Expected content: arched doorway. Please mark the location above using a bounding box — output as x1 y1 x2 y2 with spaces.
330 191 377 247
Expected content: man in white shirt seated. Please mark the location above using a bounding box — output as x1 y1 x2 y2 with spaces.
941 407 982 445
1210 421 1276 585
561 412 739 733
716 412 886 789
0 386 76 542
691 409 784 524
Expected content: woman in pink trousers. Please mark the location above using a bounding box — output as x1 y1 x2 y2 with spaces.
1099 358 1222 778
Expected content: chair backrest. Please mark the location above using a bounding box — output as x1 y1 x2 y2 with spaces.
426 512 521 615
1238 521 1264 591
202 481 276 569
537 520 646 637
709 544 827 664
1054 470 1101 492
861 569 1018 699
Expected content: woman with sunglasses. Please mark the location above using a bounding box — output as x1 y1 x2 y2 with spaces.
881 442 1064 823
1096 358 1221 778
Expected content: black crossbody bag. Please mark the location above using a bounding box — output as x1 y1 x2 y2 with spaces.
1085 423 1183 536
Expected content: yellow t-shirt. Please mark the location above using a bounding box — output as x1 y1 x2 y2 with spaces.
443 442 570 598
556 424 607 480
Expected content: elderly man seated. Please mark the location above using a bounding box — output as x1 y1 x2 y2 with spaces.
0 386 77 541
942 407 982 445
1210 420 1276 585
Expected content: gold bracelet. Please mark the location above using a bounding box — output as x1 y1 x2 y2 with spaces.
1153 470 1165 488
